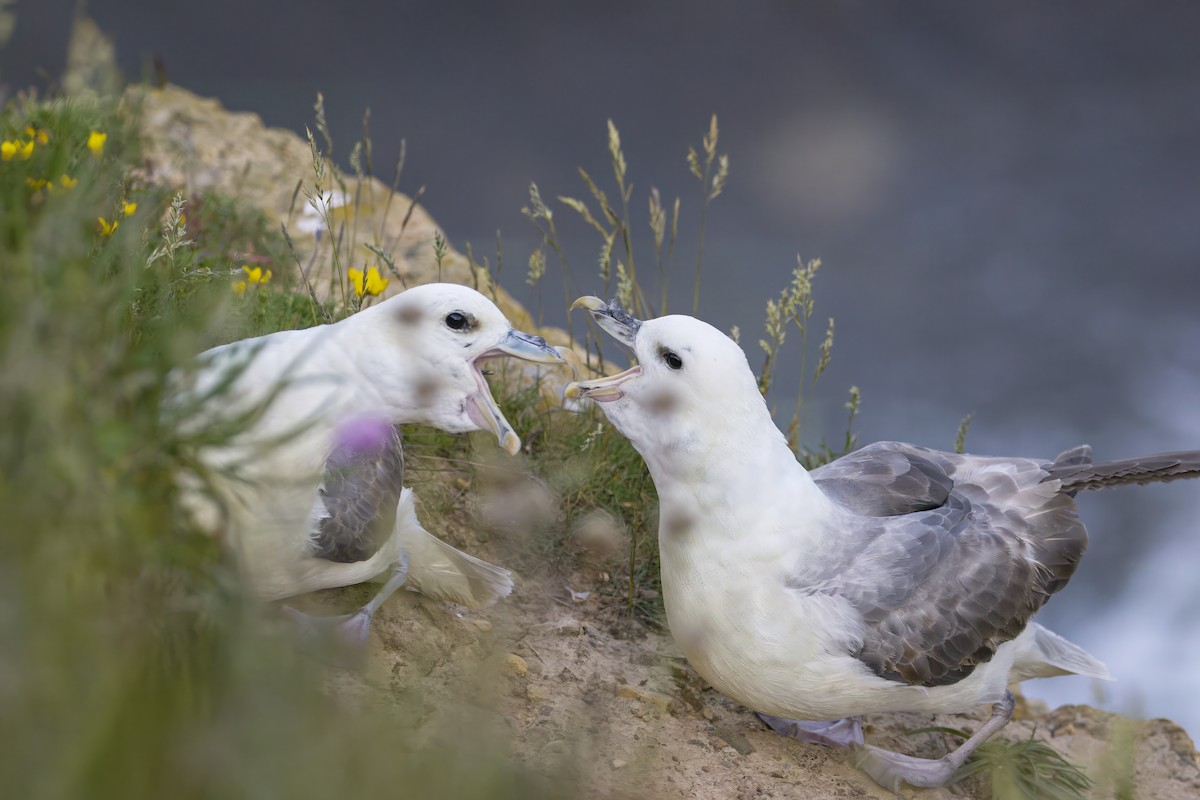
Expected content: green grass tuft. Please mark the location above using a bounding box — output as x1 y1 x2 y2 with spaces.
908 726 1092 800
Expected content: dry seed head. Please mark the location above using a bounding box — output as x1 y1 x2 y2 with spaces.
524 182 553 224
304 126 325 190
704 114 719 164
526 247 546 287
710 154 730 200
955 411 975 454
313 91 332 153
577 167 618 225
146 192 192 270
433 231 448 266
814 317 834 381
648 188 666 250
598 231 615 283
559 195 607 236
607 119 627 188
360 108 374 174
687 146 702 180
616 261 633 310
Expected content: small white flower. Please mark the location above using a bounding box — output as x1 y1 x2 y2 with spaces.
294 190 350 235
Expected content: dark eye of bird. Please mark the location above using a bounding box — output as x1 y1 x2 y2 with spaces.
445 311 468 330
663 350 684 371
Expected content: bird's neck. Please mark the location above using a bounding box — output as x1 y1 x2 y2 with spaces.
640 405 829 524
323 314 430 422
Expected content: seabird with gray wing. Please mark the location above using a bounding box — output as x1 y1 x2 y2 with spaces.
175 283 566 659
564 296 1200 790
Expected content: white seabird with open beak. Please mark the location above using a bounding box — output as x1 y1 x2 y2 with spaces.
175 283 565 653
564 296 1200 790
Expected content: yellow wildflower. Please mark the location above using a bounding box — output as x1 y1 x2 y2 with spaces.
25 178 47 190
366 269 389 296
242 265 272 286
232 281 248 295
349 266 389 297
16 140 33 159
25 127 49 145
87 130 107 157
59 175 77 189
98 217 119 237
122 201 138 216
1 141 15 160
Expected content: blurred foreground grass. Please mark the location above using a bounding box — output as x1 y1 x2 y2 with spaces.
0 94 562 798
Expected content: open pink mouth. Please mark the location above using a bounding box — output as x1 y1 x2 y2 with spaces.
466 352 521 454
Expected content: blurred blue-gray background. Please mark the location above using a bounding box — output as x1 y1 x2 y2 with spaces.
6 1 1198 732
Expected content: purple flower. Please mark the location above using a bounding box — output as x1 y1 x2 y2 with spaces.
330 415 393 463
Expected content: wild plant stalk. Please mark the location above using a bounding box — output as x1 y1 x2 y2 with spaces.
492 228 504 304
647 187 681 314
688 114 729 314
605 120 650 319
523 182 577 341
378 139 406 243
301 126 346 311
308 93 354 310
755 257 859 462
462 241 483 293
282 223 333 324
757 257 819 396
296 95 430 315
433 230 448 282
955 412 976 454
526 246 546 327
366 242 405 291
144 192 192 271
842 386 861 454
388 183 426 258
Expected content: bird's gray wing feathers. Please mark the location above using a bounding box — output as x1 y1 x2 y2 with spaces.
310 425 406 564
802 445 1088 687
810 442 955 516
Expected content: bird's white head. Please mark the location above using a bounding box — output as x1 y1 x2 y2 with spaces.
348 283 565 454
564 297 778 479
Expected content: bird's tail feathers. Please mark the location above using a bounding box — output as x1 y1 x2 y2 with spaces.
391 492 514 610
1009 622 1113 683
1047 448 1200 493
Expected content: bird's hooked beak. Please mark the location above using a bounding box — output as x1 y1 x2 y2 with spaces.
569 296 641 349
470 328 566 455
490 329 566 365
563 365 642 403
564 296 645 403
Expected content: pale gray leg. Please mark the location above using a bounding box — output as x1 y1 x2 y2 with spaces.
282 552 410 668
758 714 865 747
853 691 1016 791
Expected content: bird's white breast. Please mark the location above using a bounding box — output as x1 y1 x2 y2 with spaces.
657 494 1013 719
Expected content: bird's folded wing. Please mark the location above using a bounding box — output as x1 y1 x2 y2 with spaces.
800 444 1087 687
309 425 406 563
810 441 955 516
